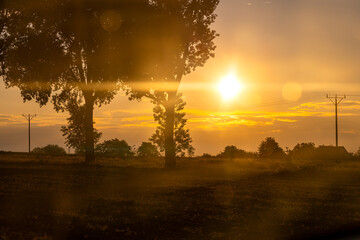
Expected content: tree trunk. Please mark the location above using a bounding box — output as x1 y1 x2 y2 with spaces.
84 93 95 163
164 93 176 168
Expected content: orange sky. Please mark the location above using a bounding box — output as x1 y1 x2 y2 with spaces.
2 0 360 154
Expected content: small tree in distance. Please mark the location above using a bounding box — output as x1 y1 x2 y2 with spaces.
289 142 316 161
95 139 134 159
217 145 256 159
258 137 286 159
32 145 66 155
137 142 160 159
201 153 214 158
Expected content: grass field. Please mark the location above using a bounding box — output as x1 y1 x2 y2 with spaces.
0 154 360 239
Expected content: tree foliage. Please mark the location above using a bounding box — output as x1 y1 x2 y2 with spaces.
1 0 158 163
137 142 160 159
150 94 195 157
258 137 286 159
32 144 66 155
60 100 102 154
127 0 219 167
200 153 214 158
1 0 218 166
289 142 316 161
95 138 134 159
292 142 316 151
217 145 256 159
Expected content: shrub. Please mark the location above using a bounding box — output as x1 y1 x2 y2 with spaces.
95 138 134 159
137 142 160 159
32 145 67 155
200 153 214 158
217 145 256 159
289 142 316 161
258 137 286 159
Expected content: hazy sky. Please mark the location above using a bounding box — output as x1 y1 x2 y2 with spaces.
2 0 360 154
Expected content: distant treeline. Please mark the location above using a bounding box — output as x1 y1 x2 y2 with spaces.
14 136 356 161
29 139 160 159
201 137 354 161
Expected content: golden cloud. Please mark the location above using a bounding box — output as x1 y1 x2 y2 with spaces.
1 100 359 132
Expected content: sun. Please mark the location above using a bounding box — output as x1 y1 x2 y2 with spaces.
217 72 243 101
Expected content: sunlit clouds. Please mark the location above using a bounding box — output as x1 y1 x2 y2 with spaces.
2 98 360 153
0 114 67 127
2 100 360 130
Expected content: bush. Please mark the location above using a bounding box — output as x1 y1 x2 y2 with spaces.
289 142 316 161
258 137 286 159
217 145 256 159
95 138 134 159
200 153 214 158
32 145 67 155
137 142 160 159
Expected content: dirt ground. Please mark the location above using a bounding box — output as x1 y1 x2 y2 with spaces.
0 157 360 240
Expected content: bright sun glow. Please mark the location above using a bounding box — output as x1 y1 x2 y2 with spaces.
217 73 243 101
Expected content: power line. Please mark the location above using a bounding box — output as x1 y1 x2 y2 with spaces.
326 94 346 147
22 114 36 153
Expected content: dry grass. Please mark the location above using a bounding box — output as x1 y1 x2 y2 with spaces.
2 152 358 171
0 153 360 239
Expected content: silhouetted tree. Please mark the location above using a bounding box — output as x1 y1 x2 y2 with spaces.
150 94 195 157
137 142 160 159
60 100 102 154
293 142 316 151
95 138 134 159
258 137 286 159
289 142 316 161
200 153 214 158
218 145 244 159
0 6 18 76
1 0 157 163
217 145 256 159
32 144 66 155
127 0 219 168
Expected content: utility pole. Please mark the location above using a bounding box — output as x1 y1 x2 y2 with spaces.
326 94 346 147
22 114 36 153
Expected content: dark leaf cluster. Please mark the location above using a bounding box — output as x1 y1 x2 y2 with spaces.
150 94 195 157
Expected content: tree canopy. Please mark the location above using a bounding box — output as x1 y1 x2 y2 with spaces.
217 145 256 159
127 0 219 167
95 138 134 159
1 0 164 162
137 142 160 159
150 94 195 157
60 100 102 154
258 137 286 159
1 0 219 166
32 144 67 155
